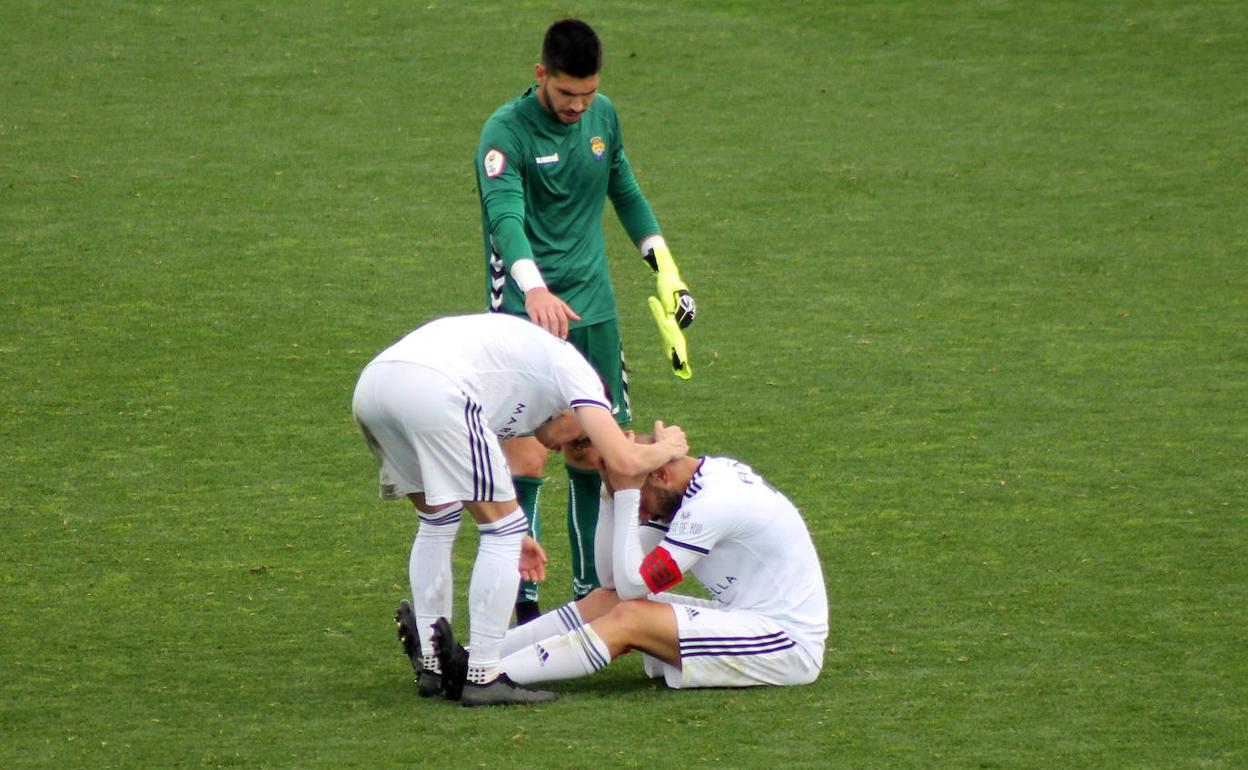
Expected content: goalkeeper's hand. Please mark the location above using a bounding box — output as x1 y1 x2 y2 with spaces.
643 246 696 329
648 296 692 380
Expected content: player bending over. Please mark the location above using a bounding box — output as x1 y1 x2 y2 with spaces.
354 313 687 706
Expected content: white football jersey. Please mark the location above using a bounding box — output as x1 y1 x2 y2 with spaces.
369 313 610 438
658 456 828 658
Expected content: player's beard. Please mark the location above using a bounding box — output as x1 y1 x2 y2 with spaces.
539 80 582 124
641 482 683 524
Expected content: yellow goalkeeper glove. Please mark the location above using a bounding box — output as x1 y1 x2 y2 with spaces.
643 246 696 329
648 296 692 380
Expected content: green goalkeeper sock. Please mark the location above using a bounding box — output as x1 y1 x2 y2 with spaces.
513 475 543 605
566 465 602 598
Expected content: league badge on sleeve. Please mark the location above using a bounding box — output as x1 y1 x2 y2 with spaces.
590 136 606 161
484 148 507 178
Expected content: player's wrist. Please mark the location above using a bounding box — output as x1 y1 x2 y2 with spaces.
641 240 687 294
638 234 667 264
510 259 547 294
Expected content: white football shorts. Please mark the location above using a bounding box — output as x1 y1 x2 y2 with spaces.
351 361 515 506
649 594 822 689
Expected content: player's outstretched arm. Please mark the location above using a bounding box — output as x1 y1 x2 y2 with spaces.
523 286 580 340
576 409 686 477
507 258 580 339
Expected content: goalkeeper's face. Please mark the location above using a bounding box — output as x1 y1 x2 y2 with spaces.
535 65 599 124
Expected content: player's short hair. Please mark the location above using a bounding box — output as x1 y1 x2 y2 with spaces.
542 19 602 78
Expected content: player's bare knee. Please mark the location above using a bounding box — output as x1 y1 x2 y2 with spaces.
407 494 455 516
601 600 679 662
463 499 520 523
576 588 620 622
607 598 658 629
503 436 548 477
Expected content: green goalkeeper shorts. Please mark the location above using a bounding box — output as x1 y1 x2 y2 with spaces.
567 320 631 427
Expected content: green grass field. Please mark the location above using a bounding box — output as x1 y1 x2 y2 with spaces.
3 1 1245 767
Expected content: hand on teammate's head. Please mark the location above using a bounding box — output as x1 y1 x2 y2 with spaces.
653 420 688 459
628 431 655 445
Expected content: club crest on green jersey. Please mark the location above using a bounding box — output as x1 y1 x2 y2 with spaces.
484 148 506 178
590 136 606 160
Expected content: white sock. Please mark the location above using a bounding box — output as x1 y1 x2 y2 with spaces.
500 601 585 658
466 508 527 684
410 505 463 664
500 623 612 685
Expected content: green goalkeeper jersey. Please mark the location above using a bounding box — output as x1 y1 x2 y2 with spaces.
476 86 660 327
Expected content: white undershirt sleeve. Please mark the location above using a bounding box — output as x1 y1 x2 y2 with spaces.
594 487 615 590
611 489 650 600
509 259 547 293
639 524 666 553
638 234 668 257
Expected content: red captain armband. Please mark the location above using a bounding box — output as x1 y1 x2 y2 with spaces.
640 546 683 593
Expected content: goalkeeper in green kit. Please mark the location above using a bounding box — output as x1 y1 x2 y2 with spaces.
475 18 695 622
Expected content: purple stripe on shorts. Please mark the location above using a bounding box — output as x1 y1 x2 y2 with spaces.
463 397 494 501
475 404 495 498
681 630 787 648
681 639 797 658
680 630 795 658
463 399 483 500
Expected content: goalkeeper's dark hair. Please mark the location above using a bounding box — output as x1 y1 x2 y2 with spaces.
542 19 602 78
